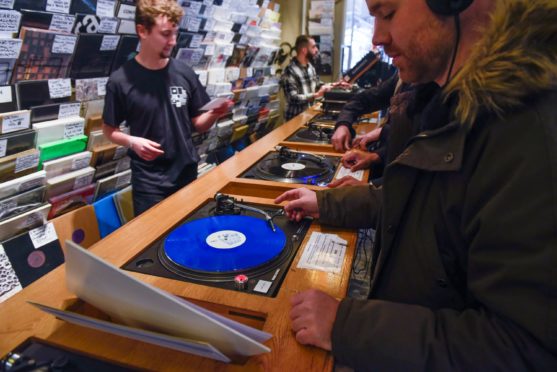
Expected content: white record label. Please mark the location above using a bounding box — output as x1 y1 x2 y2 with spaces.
206 230 246 249
281 162 305 171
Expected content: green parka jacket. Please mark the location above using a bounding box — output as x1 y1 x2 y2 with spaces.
317 0 557 370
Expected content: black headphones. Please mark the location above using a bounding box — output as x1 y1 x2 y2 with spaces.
426 0 473 16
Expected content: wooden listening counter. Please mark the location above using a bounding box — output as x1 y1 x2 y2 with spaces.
0 108 367 371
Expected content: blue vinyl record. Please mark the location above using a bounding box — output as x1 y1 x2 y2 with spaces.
164 215 287 272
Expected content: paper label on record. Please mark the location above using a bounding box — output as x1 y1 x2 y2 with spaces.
71 155 90 171
49 13 75 33
97 0 116 17
46 0 71 14
74 174 92 190
281 162 305 171
253 280 272 294
115 171 131 189
0 38 22 59
0 86 12 104
19 177 45 193
117 4 135 19
15 152 39 173
0 9 21 33
97 77 108 96
206 230 246 249
64 121 84 139
29 222 58 249
100 35 120 51
48 78 72 99
2 111 29 134
52 34 76 54
0 1 15 9
98 17 119 34
58 103 81 119
0 138 6 157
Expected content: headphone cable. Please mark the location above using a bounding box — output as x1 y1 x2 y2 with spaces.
443 14 461 87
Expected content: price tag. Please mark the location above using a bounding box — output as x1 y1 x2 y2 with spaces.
58 103 81 119
0 9 20 33
190 34 203 48
100 35 120 51
29 223 58 249
71 155 90 171
46 0 71 14
73 173 92 189
15 152 39 173
52 34 76 54
117 4 135 19
189 2 202 14
0 0 15 9
204 43 215 56
187 16 201 32
113 146 127 160
2 111 29 134
0 138 6 157
97 77 108 96
0 38 21 59
115 171 131 189
98 17 119 34
96 0 116 17
64 121 84 138
0 86 11 104
48 78 72 99
49 13 74 33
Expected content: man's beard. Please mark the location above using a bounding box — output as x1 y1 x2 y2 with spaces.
308 51 319 65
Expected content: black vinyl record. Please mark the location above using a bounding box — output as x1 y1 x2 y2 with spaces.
254 151 335 185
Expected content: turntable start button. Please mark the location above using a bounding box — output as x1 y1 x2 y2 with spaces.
234 274 249 291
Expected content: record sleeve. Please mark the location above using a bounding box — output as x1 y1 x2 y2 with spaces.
85 114 103 135
75 77 106 101
12 28 76 83
30 103 61 123
20 9 76 32
117 19 135 34
69 34 118 79
90 143 126 167
0 203 50 242
94 169 131 201
38 135 88 168
46 166 95 199
33 116 85 146
0 58 16 86
72 13 120 34
0 243 22 302
0 185 45 221
0 148 40 183
112 185 133 224
12 0 49 12
0 85 18 114
110 34 139 72
0 170 46 201
86 129 111 150
16 80 72 110
93 157 130 181
81 99 104 119
43 151 92 179
47 183 95 219
2 223 64 288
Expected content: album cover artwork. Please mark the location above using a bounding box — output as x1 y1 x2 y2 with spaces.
110 34 138 72
16 80 71 110
72 13 120 34
241 46 260 68
226 44 247 67
0 185 46 222
12 0 48 12
12 28 76 83
20 9 76 31
75 78 104 101
69 0 97 15
47 183 95 219
69 34 118 79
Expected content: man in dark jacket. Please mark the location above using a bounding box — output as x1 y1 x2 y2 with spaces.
275 0 557 370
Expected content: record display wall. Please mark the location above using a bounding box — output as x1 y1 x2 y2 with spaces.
0 0 283 299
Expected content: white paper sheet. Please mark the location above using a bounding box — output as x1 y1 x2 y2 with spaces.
200 97 229 111
63 240 271 358
335 165 364 181
297 232 347 273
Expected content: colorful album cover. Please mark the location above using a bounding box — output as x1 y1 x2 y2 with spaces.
110 34 139 72
12 28 76 83
69 34 119 79
16 80 71 110
2 224 64 288
47 183 95 219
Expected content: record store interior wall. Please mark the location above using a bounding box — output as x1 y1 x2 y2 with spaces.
0 0 289 303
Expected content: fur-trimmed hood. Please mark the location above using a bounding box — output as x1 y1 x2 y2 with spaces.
445 0 557 126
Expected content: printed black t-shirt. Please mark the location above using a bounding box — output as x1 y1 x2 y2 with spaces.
103 58 210 195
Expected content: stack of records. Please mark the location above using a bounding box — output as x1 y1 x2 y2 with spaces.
46 166 95 199
38 135 88 167
33 116 85 146
0 186 45 222
0 148 40 183
94 169 131 201
42 151 92 179
0 171 46 201
47 184 95 219
0 203 51 242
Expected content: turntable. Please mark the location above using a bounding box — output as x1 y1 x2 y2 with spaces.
286 113 337 144
123 193 311 297
241 146 338 186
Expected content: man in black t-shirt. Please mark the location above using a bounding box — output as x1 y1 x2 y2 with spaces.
102 0 231 215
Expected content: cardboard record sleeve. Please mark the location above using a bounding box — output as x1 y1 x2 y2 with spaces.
0 203 50 242
0 148 40 183
0 170 46 201
0 185 46 222
47 183 95 219
0 129 36 158
38 135 88 168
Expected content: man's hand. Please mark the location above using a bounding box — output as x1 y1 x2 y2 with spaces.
331 125 352 152
209 99 234 116
342 149 380 172
129 136 164 161
290 289 340 351
274 188 319 222
314 83 333 99
328 175 367 188
332 80 352 89
352 127 383 150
